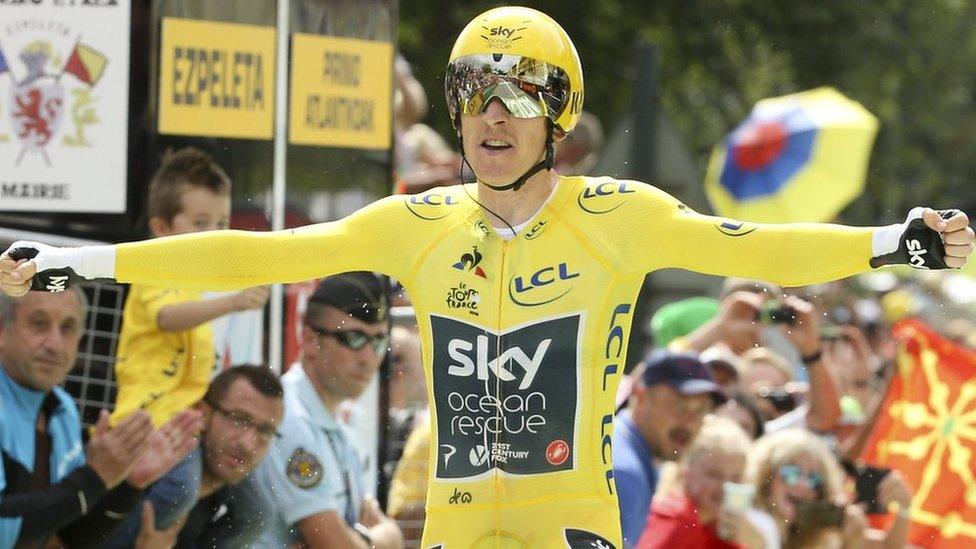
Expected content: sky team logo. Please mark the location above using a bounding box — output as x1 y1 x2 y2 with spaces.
431 314 582 479
715 220 757 237
480 22 528 49
0 38 106 167
453 246 487 278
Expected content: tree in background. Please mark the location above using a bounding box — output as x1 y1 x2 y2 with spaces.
399 0 976 224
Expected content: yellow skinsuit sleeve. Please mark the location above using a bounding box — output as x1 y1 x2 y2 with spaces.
115 195 409 290
622 182 875 286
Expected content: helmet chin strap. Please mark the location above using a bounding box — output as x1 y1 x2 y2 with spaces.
458 119 555 192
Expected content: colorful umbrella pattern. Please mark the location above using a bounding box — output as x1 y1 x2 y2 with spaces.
705 87 879 223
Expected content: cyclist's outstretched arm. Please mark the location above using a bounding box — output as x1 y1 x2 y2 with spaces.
0 195 413 295
620 183 973 286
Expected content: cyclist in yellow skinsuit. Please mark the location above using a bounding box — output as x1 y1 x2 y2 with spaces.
1 7 973 549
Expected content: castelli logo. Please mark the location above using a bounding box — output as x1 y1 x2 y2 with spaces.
546 439 570 466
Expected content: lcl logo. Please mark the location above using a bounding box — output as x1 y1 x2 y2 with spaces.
404 193 460 220
410 194 457 206
508 262 579 306
577 181 636 214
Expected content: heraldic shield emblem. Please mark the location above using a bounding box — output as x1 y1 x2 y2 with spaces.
11 77 65 165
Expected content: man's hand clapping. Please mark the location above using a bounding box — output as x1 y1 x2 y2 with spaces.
87 410 153 489
127 409 204 489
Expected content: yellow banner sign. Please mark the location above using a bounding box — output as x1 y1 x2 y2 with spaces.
289 34 393 150
158 18 276 140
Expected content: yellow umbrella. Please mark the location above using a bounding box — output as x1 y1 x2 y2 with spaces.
704 87 879 222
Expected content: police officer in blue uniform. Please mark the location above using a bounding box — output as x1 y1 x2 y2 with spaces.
251 273 403 548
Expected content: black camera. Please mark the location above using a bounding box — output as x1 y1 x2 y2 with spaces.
756 386 797 413
795 501 846 532
758 300 796 325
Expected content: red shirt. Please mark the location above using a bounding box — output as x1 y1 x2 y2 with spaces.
635 494 743 549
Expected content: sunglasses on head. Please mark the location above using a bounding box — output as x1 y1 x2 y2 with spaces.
778 464 824 490
306 324 389 354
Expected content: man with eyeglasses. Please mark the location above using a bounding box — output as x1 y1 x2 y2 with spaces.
250 272 403 549
102 365 284 548
614 350 728 547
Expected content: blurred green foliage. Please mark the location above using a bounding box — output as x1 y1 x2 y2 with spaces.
399 0 976 223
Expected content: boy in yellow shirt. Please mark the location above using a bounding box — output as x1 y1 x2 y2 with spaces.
111 148 269 427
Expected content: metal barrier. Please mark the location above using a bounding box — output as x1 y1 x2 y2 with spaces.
65 282 127 428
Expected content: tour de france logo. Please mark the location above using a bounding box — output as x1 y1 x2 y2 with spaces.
0 35 107 166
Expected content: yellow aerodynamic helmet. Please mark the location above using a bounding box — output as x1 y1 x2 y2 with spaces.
445 6 584 135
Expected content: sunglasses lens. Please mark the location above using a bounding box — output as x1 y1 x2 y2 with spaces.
372 336 390 355
341 331 369 350
780 465 801 485
337 331 388 354
808 472 823 489
780 464 823 489
461 81 546 119
447 53 570 124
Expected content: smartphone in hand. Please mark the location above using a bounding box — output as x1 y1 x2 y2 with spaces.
853 465 892 514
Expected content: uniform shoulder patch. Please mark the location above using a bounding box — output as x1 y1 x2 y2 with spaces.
286 446 323 489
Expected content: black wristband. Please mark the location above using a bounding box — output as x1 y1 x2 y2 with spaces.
802 349 823 366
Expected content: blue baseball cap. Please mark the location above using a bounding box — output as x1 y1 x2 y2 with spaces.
640 349 728 405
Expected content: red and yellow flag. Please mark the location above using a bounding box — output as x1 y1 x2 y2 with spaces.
862 319 976 547
64 43 107 86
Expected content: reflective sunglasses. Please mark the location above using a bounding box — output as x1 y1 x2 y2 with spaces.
306 324 389 355
446 53 570 124
778 464 824 490
461 80 549 119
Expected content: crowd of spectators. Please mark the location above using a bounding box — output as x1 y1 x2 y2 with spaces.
604 269 974 548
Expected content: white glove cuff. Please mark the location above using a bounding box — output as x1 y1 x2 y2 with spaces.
77 245 116 280
872 207 926 258
10 241 116 281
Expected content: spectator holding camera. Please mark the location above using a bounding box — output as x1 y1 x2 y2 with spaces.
745 429 912 548
746 429 864 547
685 287 842 434
762 295 842 434
740 347 797 420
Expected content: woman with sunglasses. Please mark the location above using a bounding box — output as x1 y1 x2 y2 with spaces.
1 5 972 548
744 429 913 548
